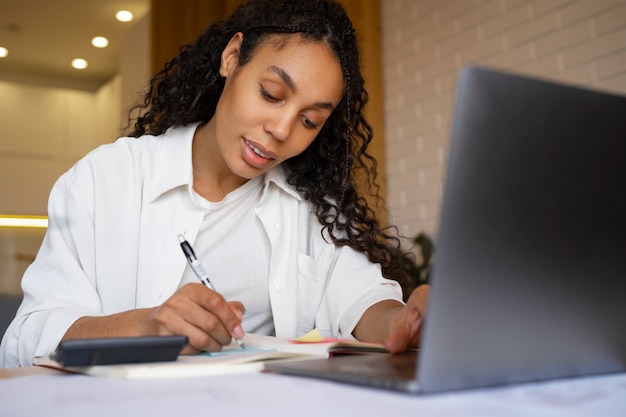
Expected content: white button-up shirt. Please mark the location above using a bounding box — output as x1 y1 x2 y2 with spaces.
0 123 402 367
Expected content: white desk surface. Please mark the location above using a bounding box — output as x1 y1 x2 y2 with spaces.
1 366 625 417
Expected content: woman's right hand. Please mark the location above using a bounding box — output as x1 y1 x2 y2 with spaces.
63 283 245 354
147 283 245 353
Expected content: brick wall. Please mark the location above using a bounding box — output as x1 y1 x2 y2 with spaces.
381 0 626 246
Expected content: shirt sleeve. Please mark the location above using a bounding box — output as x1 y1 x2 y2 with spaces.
0 162 103 367
316 245 404 340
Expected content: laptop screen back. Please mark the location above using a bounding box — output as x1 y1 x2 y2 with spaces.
417 66 626 393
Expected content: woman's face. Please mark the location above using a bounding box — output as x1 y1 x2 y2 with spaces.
210 33 345 180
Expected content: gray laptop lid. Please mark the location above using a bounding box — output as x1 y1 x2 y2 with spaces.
417 66 626 393
265 66 626 394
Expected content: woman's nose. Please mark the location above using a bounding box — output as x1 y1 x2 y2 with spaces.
264 112 294 142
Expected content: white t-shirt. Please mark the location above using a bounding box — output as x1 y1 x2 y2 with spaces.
179 176 275 335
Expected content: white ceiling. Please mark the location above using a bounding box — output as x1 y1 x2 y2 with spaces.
0 0 150 91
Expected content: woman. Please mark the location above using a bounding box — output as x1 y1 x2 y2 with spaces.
1 0 428 367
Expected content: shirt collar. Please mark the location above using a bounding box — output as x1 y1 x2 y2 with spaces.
149 123 199 203
263 166 303 202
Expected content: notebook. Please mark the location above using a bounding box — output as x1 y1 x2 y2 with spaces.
264 66 626 394
34 332 388 380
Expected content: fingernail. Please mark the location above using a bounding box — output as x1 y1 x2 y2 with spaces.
233 325 244 338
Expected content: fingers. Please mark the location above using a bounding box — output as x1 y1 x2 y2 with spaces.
384 284 430 353
149 283 245 352
411 284 430 317
228 301 246 339
384 307 422 353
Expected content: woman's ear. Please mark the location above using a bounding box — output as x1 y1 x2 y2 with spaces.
220 32 244 77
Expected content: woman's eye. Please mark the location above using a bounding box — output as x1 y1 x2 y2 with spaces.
302 117 319 130
260 87 280 103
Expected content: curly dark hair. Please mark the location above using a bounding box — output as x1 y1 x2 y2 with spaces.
127 0 416 298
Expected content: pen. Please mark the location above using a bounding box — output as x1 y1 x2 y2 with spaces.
177 234 247 351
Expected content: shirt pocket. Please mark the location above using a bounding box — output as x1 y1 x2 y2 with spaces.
295 251 334 336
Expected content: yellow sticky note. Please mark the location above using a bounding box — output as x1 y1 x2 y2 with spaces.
294 329 325 342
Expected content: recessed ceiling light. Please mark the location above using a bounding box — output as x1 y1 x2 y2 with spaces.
0 47 8 58
91 36 109 48
71 58 88 70
116 10 134 22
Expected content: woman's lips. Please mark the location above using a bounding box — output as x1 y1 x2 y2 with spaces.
245 139 277 159
243 139 277 168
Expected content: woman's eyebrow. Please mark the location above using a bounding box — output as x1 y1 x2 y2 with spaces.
269 65 335 110
270 66 296 92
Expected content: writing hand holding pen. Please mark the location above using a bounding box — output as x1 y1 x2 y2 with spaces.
177 234 247 351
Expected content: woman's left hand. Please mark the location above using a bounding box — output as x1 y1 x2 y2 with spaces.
384 284 430 353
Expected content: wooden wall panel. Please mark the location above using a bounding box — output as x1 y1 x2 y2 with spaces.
339 0 386 214
150 0 245 75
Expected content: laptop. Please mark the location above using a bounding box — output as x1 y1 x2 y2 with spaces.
264 66 626 394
